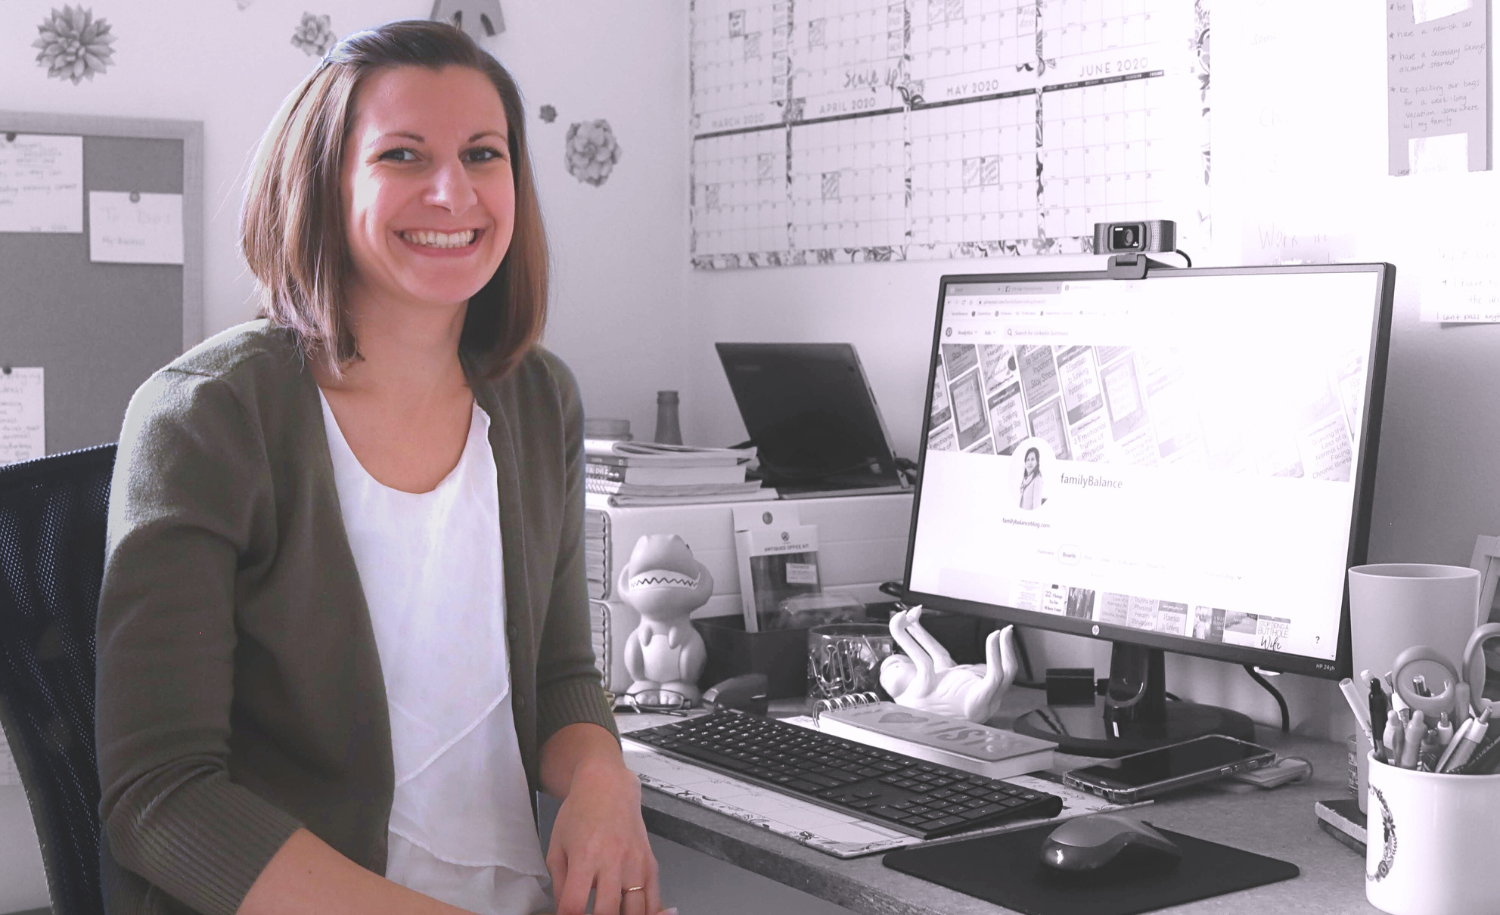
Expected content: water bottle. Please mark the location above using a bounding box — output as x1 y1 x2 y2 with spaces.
654 391 682 445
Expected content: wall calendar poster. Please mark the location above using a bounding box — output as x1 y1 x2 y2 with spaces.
690 0 1211 268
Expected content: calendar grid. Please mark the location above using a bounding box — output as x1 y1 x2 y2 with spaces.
689 0 1209 269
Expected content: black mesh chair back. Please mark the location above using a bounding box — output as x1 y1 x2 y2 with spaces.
0 444 115 915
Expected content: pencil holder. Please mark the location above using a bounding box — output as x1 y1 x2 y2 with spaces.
1366 754 1500 915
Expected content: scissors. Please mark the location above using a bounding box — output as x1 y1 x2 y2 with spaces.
1391 623 1500 719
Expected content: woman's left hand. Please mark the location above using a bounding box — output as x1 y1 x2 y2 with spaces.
544 727 660 915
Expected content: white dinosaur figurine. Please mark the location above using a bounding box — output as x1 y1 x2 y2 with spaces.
619 534 712 703
879 605 1018 722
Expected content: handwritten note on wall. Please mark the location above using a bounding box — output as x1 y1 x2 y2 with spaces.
1387 0 1491 175
0 368 45 466
0 134 83 232
1416 209 1500 322
88 191 184 264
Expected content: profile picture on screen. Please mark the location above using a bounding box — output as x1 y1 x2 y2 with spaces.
1013 438 1052 511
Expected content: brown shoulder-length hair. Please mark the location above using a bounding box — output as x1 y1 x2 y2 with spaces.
240 19 548 380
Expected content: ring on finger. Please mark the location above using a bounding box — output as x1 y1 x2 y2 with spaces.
622 886 646 895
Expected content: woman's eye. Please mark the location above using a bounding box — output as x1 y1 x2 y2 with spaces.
379 148 417 162
465 146 506 164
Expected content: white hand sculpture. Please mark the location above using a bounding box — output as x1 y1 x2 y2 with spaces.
878 605 1018 722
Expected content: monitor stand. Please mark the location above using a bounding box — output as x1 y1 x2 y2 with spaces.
1010 643 1256 757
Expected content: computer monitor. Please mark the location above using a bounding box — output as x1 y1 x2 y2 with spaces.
903 263 1395 756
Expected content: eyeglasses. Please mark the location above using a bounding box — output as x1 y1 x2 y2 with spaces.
613 689 694 715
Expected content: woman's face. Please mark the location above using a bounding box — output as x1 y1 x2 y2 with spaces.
341 65 515 316
1025 452 1038 474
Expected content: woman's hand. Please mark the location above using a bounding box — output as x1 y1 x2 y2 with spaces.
541 724 662 915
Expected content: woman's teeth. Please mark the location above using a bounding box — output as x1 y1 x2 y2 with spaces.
402 229 476 248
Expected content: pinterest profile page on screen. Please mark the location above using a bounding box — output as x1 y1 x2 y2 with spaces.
910 272 1380 662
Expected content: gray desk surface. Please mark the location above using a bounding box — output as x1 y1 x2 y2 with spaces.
632 696 1374 915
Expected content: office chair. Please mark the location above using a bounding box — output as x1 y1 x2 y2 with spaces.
0 444 115 915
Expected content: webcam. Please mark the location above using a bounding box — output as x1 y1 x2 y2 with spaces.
1093 220 1176 255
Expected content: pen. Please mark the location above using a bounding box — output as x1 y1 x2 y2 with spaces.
1369 679 1388 759
1441 707 1491 772
1436 711 1454 748
1400 709 1425 769
1436 717 1475 772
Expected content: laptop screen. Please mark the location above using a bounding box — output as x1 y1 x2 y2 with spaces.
715 343 902 490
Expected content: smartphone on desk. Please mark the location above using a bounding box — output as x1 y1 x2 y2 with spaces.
1062 735 1276 803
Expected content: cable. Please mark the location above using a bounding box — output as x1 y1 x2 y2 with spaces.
1011 627 1045 690
1244 665 1290 733
1173 248 1193 267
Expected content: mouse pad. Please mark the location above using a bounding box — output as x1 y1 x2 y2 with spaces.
883 822 1299 915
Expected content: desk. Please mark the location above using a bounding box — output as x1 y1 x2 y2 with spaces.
633 699 1374 915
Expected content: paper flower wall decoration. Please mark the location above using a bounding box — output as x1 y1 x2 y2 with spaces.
291 12 336 57
33 5 116 85
539 105 557 124
430 0 505 38
565 120 622 187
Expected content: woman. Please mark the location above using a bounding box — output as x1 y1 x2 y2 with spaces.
1019 446 1044 510
95 21 664 915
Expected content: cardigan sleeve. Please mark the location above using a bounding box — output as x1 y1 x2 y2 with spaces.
530 351 619 750
96 368 302 915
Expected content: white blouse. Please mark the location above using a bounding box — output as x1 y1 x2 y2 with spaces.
320 392 552 915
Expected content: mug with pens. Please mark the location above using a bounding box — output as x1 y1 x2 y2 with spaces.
1345 623 1500 774
1343 624 1500 915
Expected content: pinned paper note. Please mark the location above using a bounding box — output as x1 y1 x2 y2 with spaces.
1414 0 1472 25
1414 210 1500 322
1387 0 1491 175
0 368 45 465
0 134 83 233
88 191 184 264
1409 133 1469 174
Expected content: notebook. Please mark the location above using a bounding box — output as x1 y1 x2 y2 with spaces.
715 343 909 499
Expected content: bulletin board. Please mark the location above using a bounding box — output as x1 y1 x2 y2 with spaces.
0 111 203 458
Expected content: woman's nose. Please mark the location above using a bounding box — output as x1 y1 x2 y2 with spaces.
426 158 478 212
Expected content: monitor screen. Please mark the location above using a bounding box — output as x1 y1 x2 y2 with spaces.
904 264 1394 680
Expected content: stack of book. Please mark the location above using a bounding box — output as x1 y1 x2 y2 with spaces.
584 439 767 506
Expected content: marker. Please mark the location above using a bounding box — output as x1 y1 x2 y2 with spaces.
1436 711 1454 748
1340 677 1374 744
1383 710 1404 767
1369 679 1389 758
1419 728 1442 771
1400 709 1425 769
1441 707 1491 772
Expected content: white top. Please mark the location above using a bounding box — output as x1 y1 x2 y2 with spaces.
320 392 551 915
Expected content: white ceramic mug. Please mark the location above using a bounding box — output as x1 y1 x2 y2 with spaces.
1347 564 1480 812
1366 755 1500 915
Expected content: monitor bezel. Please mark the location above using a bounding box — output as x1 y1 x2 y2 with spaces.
900 262 1396 681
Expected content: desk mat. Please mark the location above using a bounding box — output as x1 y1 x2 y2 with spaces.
883 822 1299 915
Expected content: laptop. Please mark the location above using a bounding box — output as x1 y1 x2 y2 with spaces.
715 343 909 499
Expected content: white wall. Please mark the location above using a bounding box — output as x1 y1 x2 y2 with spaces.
0 0 689 442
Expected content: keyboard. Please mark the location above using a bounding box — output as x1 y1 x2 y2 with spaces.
626 710 1063 840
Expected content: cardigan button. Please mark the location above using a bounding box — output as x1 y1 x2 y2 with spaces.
515 695 526 709
507 623 519 640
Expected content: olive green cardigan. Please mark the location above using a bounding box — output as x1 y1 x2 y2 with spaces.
95 321 616 915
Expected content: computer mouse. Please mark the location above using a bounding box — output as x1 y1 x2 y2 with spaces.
702 673 770 715
1037 813 1182 881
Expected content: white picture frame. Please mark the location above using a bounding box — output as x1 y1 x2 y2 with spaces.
1471 535 1500 626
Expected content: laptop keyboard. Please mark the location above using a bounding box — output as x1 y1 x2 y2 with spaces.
626 710 1063 840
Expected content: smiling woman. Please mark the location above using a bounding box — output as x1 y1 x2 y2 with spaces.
95 19 666 915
